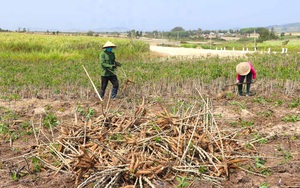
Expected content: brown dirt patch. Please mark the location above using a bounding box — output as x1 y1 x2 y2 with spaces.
1 92 300 187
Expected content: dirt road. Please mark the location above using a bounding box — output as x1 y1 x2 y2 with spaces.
150 45 254 57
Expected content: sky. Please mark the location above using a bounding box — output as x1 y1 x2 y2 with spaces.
0 0 299 32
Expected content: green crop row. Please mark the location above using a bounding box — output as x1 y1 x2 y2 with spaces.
0 33 299 99
0 33 149 62
180 38 300 53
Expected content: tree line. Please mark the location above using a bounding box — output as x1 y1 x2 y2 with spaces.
127 26 280 43
0 25 282 43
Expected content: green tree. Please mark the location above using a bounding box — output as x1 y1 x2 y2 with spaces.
257 28 269 42
282 40 289 46
197 28 202 37
270 27 277 39
153 30 158 38
240 27 256 35
256 27 278 42
203 30 210 34
87 30 94 36
127 31 132 38
166 32 171 39
171 26 185 32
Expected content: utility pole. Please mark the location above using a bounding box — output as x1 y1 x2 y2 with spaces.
210 33 212 49
254 30 256 51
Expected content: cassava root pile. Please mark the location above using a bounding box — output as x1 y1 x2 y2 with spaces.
34 96 253 187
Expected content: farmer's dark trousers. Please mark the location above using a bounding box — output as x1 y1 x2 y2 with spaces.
100 75 119 99
238 72 252 95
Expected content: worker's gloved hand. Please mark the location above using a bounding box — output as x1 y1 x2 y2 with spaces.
115 61 122 67
251 79 255 83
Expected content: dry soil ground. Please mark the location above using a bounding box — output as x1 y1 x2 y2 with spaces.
1 91 299 188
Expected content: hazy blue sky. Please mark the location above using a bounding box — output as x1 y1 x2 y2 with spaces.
0 0 299 31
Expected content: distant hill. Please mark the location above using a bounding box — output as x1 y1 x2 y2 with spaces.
24 27 129 32
93 27 129 32
267 22 300 33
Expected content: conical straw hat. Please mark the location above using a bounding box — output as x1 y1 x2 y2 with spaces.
236 62 250 75
102 41 116 49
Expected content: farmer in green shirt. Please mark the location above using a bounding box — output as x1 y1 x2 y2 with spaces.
99 41 121 99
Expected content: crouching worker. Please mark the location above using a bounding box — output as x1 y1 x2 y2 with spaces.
99 41 122 99
236 62 257 96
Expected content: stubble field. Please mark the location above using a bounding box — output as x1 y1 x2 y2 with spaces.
0 33 300 188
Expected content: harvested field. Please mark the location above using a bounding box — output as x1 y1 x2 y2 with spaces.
1 87 299 187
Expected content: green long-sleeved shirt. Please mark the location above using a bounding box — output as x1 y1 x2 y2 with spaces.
100 50 116 76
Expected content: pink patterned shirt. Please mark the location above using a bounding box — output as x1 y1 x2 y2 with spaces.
236 62 257 81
